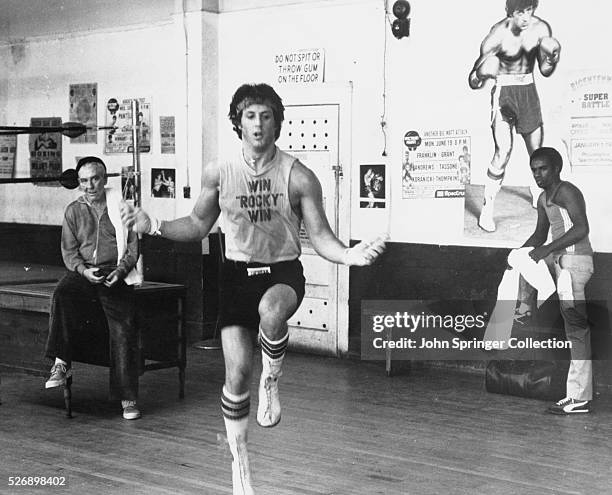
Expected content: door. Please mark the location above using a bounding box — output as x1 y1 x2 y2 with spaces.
276 85 352 356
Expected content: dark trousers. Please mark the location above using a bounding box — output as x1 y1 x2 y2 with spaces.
45 272 138 401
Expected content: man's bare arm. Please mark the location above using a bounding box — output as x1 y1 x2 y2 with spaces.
522 195 550 249
122 161 221 242
291 162 385 266
469 25 502 89
536 20 559 77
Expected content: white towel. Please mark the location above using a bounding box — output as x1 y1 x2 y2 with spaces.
105 187 143 286
507 247 555 308
556 269 573 301
483 268 519 345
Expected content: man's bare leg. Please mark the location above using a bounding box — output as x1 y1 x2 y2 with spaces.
221 325 256 495
479 117 513 232
257 284 298 428
522 126 544 208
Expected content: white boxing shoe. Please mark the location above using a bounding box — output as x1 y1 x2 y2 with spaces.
478 202 496 232
257 371 282 428
230 439 255 495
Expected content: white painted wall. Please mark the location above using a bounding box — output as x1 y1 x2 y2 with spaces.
1 0 611 252
0 5 202 225
214 0 612 252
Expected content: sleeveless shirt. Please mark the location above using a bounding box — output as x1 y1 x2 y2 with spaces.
218 146 302 263
543 181 593 256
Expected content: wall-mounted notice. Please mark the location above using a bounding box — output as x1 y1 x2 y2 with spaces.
29 117 62 186
69 83 97 144
104 97 151 154
0 134 17 178
402 129 471 199
274 48 324 85
567 73 612 168
360 164 386 208
160 116 175 154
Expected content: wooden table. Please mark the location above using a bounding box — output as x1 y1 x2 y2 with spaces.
0 280 187 413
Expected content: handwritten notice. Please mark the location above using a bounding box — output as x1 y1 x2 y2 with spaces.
274 48 324 85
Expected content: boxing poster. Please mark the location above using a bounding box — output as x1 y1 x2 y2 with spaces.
160 116 176 154
565 72 612 168
69 83 97 144
104 97 151 154
29 117 62 186
360 164 386 208
0 134 17 178
402 129 471 199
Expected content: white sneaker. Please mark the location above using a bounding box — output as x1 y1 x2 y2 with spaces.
45 363 71 389
121 400 141 420
231 441 255 495
256 371 282 427
478 202 496 232
548 397 591 415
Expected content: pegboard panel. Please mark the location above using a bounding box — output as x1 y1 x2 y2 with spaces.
280 105 338 154
287 297 330 331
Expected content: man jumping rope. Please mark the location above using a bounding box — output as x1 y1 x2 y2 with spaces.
121 83 386 494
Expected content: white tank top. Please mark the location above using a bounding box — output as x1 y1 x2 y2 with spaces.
218 147 302 263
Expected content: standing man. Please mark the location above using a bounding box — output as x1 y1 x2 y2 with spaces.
468 0 561 232
517 147 594 414
122 83 386 494
45 156 141 420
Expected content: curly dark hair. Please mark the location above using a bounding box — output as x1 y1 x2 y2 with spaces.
228 83 285 140
506 0 538 15
530 147 563 172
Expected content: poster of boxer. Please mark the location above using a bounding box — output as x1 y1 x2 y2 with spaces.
360 164 386 208
463 0 561 241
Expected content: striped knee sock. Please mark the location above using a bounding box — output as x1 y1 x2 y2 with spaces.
221 386 250 441
260 329 289 372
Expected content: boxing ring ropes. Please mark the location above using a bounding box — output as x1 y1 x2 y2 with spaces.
0 100 146 274
0 100 143 203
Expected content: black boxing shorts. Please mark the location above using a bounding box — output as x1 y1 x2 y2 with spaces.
491 78 542 135
217 258 305 331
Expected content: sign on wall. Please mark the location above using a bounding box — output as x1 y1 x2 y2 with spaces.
274 48 324 85
402 129 471 199
0 134 17 179
104 97 151 153
160 116 175 154
567 72 612 168
29 117 62 186
69 83 97 144
360 164 386 208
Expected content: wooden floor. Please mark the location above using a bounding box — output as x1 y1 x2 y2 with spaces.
1 350 611 495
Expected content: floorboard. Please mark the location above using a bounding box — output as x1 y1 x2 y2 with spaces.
1 349 611 494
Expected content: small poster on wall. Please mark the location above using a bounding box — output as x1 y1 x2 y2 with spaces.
359 164 386 208
69 83 97 144
0 134 17 178
121 166 137 201
29 117 62 186
402 129 471 199
160 116 175 154
565 72 612 168
104 97 151 154
151 168 176 199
